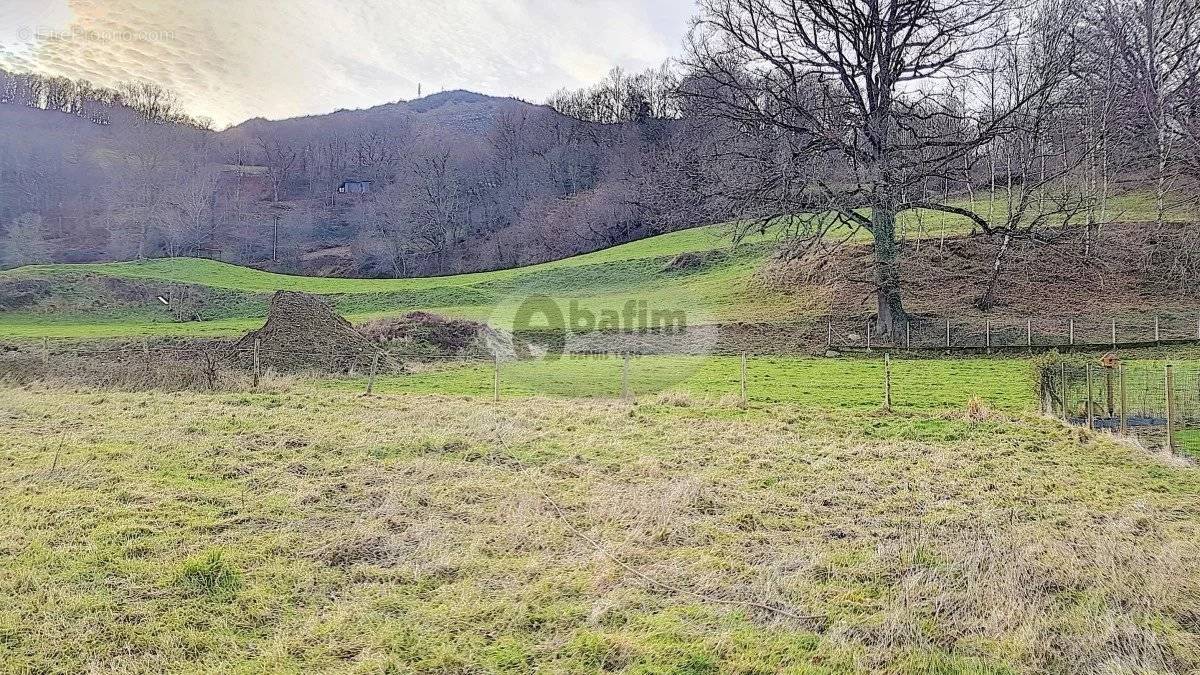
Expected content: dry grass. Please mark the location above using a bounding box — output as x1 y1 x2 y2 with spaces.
0 388 1197 673
0 351 298 393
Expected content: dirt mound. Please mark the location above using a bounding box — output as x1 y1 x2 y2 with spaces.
359 312 491 356
662 250 727 272
233 291 379 372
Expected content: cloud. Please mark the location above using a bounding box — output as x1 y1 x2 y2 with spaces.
0 0 695 127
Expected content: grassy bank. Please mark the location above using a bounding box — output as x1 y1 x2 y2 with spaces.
2 193 1189 341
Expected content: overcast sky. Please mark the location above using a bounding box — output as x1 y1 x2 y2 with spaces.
0 0 695 128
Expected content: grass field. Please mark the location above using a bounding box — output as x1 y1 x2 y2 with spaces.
1 385 1197 673
326 355 1037 413
2 193 1191 340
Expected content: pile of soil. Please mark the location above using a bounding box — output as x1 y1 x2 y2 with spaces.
359 312 491 356
233 291 380 372
662 250 727 273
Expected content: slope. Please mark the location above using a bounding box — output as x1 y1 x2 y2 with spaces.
0 193 1195 341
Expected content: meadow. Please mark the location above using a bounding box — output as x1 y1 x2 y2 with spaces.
1 385 1197 673
325 354 1037 413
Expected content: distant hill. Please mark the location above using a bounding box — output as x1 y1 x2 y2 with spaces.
0 69 690 278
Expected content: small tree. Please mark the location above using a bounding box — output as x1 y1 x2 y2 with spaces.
1 212 52 268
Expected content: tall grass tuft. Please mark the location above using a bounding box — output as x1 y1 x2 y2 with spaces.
177 550 242 596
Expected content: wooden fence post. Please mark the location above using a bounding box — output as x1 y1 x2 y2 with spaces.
1155 316 1161 345
1086 364 1094 430
1165 364 1175 452
252 338 261 388
1060 362 1068 422
1105 366 1114 418
1027 319 1032 351
905 321 911 350
142 337 149 358
826 319 832 349
985 320 991 354
740 352 747 407
1111 318 1117 349
866 320 872 351
622 352 631 401
365 351 380 395
945 318 951 349
493 354 500 403
883 352 893 412
1119 364 1127 433
1069 318 1075 347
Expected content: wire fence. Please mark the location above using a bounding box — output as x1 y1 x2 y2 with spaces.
1040 361 1200 456
4 334 1200 459
1 338 1034 410
830 313 1200 352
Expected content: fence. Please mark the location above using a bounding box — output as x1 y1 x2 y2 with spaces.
830 313 1200 352
5 337 1200 457
2 338 1042 411
1040 361 1200 455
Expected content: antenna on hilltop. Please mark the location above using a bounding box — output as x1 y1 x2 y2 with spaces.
417 82 422 97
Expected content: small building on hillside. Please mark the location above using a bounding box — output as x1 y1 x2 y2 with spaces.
338 179 372 194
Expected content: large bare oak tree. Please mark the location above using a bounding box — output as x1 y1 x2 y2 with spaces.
683 0 1071 334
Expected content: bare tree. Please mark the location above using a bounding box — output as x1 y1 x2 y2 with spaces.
682 0 1074 333
257 136 298 203
1 212 52 268
1085 0 1200 226
161 168 220 257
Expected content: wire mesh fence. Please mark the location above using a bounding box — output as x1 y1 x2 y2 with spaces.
1040 361 1200 455
830 312 1200 352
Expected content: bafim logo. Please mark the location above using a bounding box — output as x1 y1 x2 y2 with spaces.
485 293 720 390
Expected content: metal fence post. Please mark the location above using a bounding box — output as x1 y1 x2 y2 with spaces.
985 320 992 354
1155 316 1161 345
866 320 872 351
1111 318 1117 349
1069 318 1075 347
945 318 951 349
905 321 911 350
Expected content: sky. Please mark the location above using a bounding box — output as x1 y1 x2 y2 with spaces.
0 0 695 128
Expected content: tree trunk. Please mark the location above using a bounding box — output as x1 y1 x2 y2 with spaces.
871 205 907 337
